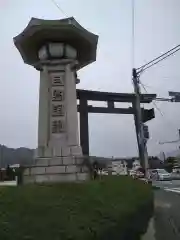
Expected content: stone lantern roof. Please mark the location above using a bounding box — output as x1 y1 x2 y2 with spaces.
13 17 98 70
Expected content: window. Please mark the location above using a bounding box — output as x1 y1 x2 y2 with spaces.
157 169 168 174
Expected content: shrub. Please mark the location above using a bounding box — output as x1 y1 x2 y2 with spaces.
0 176 153 240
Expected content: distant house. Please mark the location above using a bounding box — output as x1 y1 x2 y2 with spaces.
0 168 7 181
9 164 20 169
0 163 20 181
110 159 128 175
132 160 141 170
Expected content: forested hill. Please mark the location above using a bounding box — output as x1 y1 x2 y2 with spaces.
0 144 33 168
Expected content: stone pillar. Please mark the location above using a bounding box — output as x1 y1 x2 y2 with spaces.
24 60 89 183
13 17 98 183
37 60 82 156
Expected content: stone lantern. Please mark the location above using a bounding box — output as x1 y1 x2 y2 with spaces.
13 17 98 183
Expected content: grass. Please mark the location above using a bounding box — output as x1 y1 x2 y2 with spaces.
0 176 153 240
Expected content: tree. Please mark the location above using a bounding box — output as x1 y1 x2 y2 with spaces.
164 157 175 173
6 165 15 180
148 156 163 169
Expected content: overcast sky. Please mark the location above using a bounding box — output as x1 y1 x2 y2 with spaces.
1 0 180 157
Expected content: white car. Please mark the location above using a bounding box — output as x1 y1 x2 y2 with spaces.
172 168 180 174
129 169 144 179
150 169 171 181
98 170 108 176
129 170 136 177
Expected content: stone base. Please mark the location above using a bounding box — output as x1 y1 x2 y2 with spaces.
34 145 82 158
23 156 90 184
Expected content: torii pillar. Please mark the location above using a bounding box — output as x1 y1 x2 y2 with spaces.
13 17 98 183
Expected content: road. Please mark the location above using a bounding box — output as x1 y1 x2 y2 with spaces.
153 179 180 193
0 180 17 186
153 180 180 240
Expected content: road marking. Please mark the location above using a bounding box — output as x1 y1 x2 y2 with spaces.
164 188 180 194
168 216 180 238
166 181 173 184
155 200 171 208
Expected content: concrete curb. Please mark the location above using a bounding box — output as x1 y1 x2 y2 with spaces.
142 217 156 240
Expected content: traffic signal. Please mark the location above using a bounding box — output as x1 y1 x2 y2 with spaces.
142 108 155 123
143 124 149 139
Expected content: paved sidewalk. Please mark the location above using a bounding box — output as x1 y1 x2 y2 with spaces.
0 180 17 186
142 218 155 240
154 190 180 240
142 188 180 240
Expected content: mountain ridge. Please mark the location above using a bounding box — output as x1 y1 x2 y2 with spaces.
0 144 33 168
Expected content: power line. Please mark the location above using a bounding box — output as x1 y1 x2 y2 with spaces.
139 80 175 102
140 80 166 117
50 0 118 73
139 80 179 133
138 82 165 98
159 139 180 145
156 97 173 102
135 44 180 121
137 44 180 72
50 0 68 17
139 75 180 142
131 0 135 69
139 46 180 75
140 81 164 116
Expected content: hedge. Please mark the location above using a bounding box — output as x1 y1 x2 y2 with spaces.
0 176 153 240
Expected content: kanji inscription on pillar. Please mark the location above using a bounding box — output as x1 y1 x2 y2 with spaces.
51 73 64 86
51 119 65 133
52 104 64 116
52 89 64 101
50 72 66 134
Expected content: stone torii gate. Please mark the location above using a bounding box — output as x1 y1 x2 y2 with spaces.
77 89 156 157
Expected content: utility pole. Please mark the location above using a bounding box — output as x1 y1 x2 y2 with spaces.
0 148 1 169
132 68 149 178
131 43 180 177
162 152 166 162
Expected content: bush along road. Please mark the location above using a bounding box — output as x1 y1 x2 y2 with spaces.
0 176 153 240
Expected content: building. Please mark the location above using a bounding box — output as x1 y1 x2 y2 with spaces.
132 159 141 170
113 160 128 175
106 159 128 175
